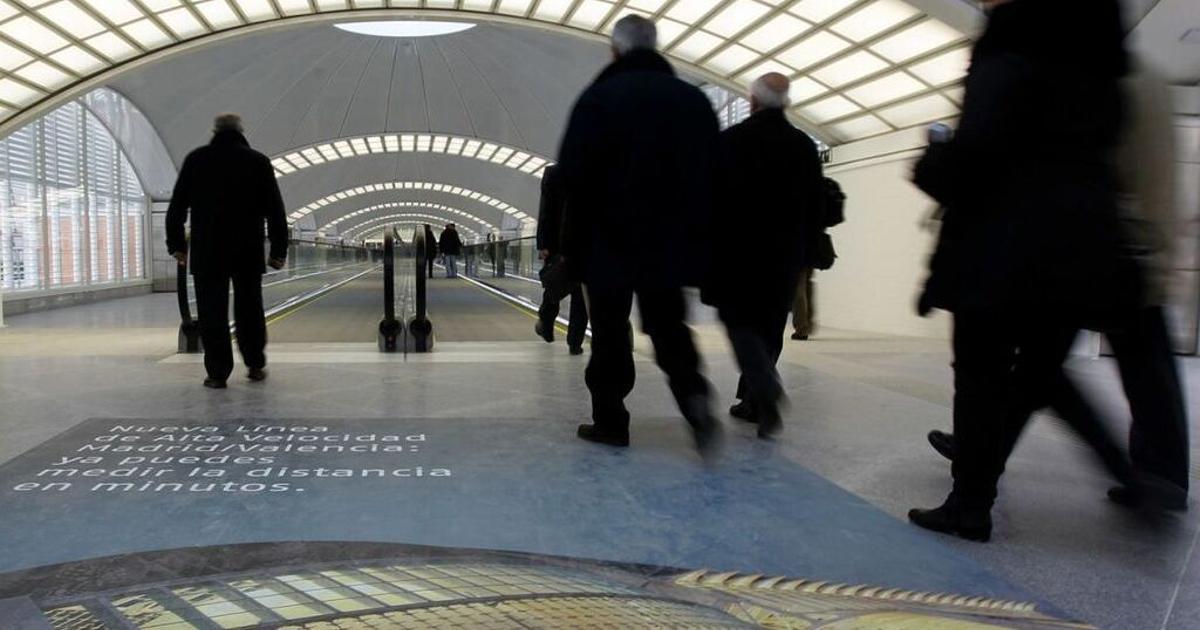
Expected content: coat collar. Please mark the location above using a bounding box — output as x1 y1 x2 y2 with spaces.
593 49 675 86
211 129 250 148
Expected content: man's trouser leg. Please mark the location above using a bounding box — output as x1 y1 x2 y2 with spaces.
583 285 635 433
636 287 710 414
1003 322 1134 487
195 272 234 381
1109 306 1190 492
792 268 815 336
566 284 588 349
537 288 562 329
232 271 267 371
949 310 1015 509
728 301 791 405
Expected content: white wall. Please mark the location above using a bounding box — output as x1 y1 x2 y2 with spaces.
818 148 950 339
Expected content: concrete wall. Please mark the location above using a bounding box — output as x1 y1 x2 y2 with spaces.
818 132 950 339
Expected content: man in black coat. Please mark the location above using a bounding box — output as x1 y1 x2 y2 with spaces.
558 15 721 454
438 224 463 278
706 73 824 438
908 0 1138 541
535 165 588 355
166 114 288 389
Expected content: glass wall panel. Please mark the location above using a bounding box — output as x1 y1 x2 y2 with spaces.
0 95 149 293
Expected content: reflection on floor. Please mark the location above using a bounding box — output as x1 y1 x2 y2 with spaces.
2 543 1087 629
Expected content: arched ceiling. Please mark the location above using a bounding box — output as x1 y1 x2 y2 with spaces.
0 2 978 242
0 2 973 146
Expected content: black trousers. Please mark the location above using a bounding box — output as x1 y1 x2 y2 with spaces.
723 295 793 408
583 285 708 432
951 310 1132 508
538 282 588 349
1108 306 1190 492
427 257 435 278
195 271 267 381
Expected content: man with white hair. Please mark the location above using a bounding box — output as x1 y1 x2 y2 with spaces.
558 14 722 455
166 113 288 389
703 73 825 438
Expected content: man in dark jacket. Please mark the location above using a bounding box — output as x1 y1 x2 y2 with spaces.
558 15 721 454
707 73 824 438
908 0 1138 541
535 165 588 355
438 224 463 278
166 114 288 389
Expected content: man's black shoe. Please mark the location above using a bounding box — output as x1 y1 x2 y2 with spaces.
203 378 227 389
568 345 584 356
681 395 724 460
728 400 757 423
928 430 956 461
535 320 554 343
576 424 629 447
791 332 809 341
1109 481 1188 512
248 368 268 382
756 406 783 439
908 502 992 542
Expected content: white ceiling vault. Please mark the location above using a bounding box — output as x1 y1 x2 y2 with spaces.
0 1 980 241
0 1 974 145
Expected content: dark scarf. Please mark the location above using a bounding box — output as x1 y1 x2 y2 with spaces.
976 0 1127 77
593 49 676 86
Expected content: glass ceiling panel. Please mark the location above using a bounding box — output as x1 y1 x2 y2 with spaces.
270 133 552 180
319 201 496 233
0 0 970 146
289 181 532 227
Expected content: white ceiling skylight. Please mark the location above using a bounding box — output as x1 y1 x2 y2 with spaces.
320 201 495 232
288 181 533 226
334 21 476 38
341 215 483 241
271 133 550 179
0 1 970 145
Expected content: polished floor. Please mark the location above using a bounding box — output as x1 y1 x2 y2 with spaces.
0 281 1197 629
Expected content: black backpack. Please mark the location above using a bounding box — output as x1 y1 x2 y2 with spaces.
821 177 846 228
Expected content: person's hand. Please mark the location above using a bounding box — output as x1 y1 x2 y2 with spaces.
172 251 187 267
268 257 286 270
539 249 550 260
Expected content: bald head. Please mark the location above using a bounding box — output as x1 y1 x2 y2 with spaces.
749 73 790 112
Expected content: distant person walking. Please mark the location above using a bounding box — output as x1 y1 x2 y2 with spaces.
704 73 825 438
535 165 588 355
424 224 439 279
439 224 463 278
558 15 722 455
166 113 287 389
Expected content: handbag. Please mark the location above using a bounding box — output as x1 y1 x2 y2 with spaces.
539 257 571 302
811 233 837 271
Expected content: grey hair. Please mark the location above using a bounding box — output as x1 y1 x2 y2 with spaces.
213 113 243 134
750 75 790 110
611 15 657 55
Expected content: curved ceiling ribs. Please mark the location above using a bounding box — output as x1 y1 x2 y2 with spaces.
0 2 972 145
290 181 531 228
343 214 482 241
319 201 496 234
271 132 553 180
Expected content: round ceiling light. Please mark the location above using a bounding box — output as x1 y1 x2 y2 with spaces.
335 21 477 38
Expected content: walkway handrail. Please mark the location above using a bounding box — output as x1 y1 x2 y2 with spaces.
378 232 401 352
176 242 201 353
408 227 434 352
